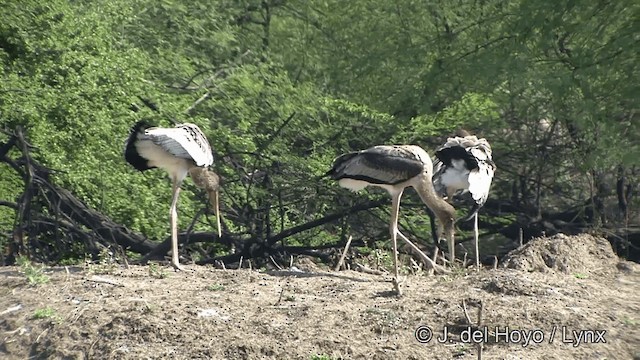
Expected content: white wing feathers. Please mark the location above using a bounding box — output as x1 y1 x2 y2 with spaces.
467 161 494 204
144 124 213 167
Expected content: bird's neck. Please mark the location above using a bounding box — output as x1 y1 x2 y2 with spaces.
416 176 456 239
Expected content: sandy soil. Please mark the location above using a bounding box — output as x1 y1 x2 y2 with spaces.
1 233 638 360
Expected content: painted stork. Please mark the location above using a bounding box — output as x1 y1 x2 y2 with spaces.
124 120 221 270
326 145 456 295
432 132 495 268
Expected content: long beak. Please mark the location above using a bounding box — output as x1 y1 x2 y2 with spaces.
209 189 222 238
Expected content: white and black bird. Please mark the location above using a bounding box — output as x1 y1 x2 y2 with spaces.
326 145 456 295
124 120 221 270
433 132 495 268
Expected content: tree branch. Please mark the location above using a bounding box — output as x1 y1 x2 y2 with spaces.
184 50 252 115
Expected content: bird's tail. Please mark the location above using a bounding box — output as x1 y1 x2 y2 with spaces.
457 202 481 223
318 169 332 180
128 120 153 137
124 120 156 171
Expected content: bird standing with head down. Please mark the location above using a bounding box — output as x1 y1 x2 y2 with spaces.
124 120 221 271
432 131 495 268
326 145 456 295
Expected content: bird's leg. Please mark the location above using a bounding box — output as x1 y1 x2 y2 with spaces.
169 178 184 271
446 188 456 265
446 220 455 266
474 213 480 270
431 246 439 266
389 192 403 296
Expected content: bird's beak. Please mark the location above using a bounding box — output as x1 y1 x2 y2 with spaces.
208 189 222 238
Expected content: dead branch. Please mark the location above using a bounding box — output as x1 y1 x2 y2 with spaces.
1 128 158 264
86 275 125 287
265 199 386 247
334 235 353 271
0 201 17 209
139 231 239 264
353 263 385 275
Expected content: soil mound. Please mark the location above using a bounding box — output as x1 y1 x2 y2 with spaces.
501 233 619 275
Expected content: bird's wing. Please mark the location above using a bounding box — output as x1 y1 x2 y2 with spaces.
328 145 426 185
433 135 495 204
467 160 494 205
432 157 448 197
144 123 213 167
466 137 495 205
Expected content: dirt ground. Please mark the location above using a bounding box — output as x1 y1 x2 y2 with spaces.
1 233 638 360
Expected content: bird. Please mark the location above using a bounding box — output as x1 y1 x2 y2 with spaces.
124 120 221 270
432 131 495 268
326 145 456 295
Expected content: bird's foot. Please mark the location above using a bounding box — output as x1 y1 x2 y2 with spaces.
170 261 186 272
392 277 404 297
431 262 452 275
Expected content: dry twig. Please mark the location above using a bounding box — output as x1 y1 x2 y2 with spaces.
334 235 353 271
87 275 125 287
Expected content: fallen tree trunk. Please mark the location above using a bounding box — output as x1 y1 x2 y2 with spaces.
1 127 156 264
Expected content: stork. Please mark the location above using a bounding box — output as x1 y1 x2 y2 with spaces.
432 131 495 268
326 145 456 295
124 120 221 271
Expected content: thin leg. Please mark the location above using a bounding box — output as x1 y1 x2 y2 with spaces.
431 245 439 266
170 178 184 271
474 213 480 269
446 190 456 265
448 227 455 266
389 191 403 296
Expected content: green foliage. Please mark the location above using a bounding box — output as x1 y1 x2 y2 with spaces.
85 249 118 275
16 256 50 286
310 355 334 360
206 284 225 291
394 93 500 144
32 307 62 324
148 263 169 279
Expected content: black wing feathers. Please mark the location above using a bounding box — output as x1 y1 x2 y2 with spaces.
324 152 358 179
327 146 425 185
360 151 423 182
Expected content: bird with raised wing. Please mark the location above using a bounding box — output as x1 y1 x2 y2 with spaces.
432 131 495 268
327 145 456 295
124 120 221 270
